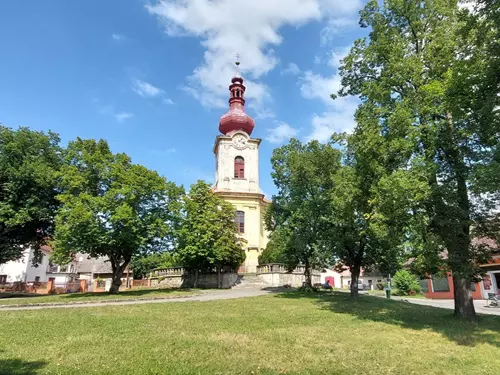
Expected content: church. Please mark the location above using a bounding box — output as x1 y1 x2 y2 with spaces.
212 65 269 273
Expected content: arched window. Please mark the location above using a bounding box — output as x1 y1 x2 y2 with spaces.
235 211 245 233
234 156 244 179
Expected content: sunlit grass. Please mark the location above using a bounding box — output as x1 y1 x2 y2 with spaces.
0 292 499 374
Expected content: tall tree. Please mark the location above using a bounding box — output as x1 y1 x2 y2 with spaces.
0 126 62 265
177 181 244 288
52 138 183 293
326 133 407 297
337 0 499 318
267 139 341 287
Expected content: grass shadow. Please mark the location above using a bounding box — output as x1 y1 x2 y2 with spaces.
276 291 500 347
62 287 195 299
0 358 46 375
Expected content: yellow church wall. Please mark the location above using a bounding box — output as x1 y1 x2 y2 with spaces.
216 193 269 273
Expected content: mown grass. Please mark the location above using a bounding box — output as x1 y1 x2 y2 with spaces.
1 292 499 374
0 288 199 306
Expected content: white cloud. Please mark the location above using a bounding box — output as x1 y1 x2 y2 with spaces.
99 105 134 122
132 79 164 97
266 122 298 144
300 46 359 142
281 62 300 76
320 17 358 45
307 110 357 143
146 0 361 114
163 98 175 105
114 112 134 122
112 33 125 41
150 148 177 157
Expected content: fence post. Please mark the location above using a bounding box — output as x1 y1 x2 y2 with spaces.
130 279 134 288
147 279 151 288
47 279 54 293
79 279 87 293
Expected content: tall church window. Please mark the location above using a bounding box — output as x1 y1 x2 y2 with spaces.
234 156 245 178
235 211 245 233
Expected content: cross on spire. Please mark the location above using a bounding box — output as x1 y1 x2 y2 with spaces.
235 53 241 76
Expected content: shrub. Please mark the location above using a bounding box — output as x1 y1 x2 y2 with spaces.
392 270 421 296
376 282 386 290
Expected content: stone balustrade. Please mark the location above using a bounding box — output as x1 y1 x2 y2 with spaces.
256 263 319 275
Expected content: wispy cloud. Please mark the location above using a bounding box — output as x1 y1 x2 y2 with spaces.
300 46 359 142
266 122 298 144
112 33 126 42
281 62 300 76
150 148 177 158
163 98 175 105
132 79 164 97
99 105 134 122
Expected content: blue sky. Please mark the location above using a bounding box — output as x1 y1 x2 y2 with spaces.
0 0 368 196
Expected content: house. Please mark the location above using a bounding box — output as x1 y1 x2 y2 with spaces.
320 267 387 290
416 238 500 300
74 254 132 291
0 245 80 286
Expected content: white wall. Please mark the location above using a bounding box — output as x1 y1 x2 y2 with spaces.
0 251 29 282
0 248 51 282
214 131 261 194
25 250 51 282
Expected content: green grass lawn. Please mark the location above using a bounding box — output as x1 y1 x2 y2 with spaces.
1 292 499 375
0 288 199 306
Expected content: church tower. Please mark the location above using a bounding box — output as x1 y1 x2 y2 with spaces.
213 60 269 273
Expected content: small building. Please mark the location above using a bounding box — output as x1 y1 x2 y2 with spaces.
417 237 500 300
320 267 387 290
75 254 132 291
0 246 78 287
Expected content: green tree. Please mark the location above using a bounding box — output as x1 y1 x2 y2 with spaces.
258 227 289 265
267 139 341 287
130 252 180 279
177 181 244 288
392 269 421 296
0 126 62 264
326 133 406 297
52 138 183 293
337 0 499 318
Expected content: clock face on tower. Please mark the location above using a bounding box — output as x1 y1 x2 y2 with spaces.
233 134 247 150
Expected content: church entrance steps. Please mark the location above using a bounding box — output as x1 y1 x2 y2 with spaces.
232 274 269 290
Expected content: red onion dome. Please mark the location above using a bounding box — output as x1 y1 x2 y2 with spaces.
218 75 255 136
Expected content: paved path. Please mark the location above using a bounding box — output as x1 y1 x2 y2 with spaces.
384 295 500 316
0 289 271 311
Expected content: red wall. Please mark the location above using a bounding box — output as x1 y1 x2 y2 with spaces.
423 274 483 300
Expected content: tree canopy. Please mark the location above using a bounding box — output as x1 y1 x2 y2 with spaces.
336 0 499 318
52 138 184 293
0 126 62 265
177 180 244 287
266 139 341 287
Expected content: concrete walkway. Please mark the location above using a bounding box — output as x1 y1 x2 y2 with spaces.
0 289 271 311
385 295 500 316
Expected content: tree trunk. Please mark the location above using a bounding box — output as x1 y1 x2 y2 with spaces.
109 258 130 294
453 273 476 320
193 268 199 288
304 260 312 288
443 113 477 320
350 266 360 298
